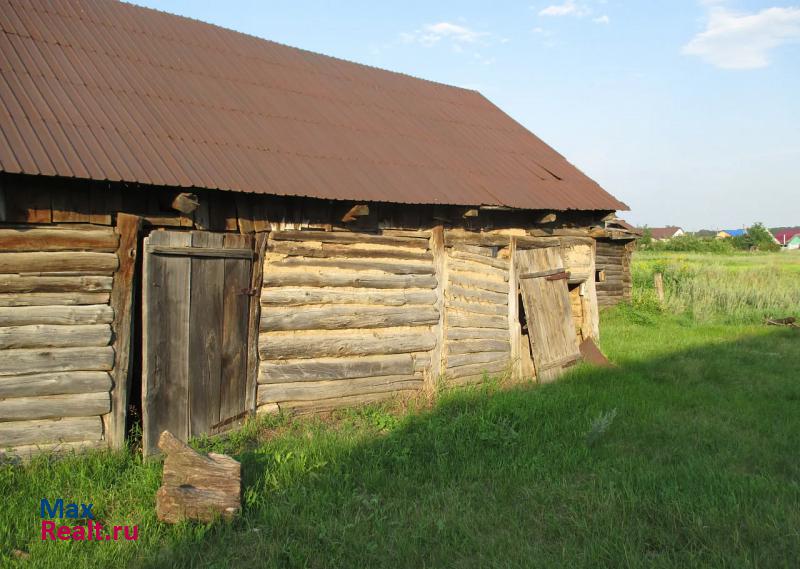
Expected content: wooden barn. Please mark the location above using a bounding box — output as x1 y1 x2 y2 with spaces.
0 0 629 458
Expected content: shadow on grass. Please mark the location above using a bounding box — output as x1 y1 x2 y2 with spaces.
7 326 800 569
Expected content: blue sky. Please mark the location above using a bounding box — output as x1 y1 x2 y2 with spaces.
132 1 799 230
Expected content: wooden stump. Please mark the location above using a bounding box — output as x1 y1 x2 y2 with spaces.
155 431 241 524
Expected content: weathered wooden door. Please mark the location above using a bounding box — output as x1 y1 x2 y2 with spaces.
142 230 254 455
515 247 581 383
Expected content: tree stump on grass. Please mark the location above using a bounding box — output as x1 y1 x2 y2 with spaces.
155 431 241 523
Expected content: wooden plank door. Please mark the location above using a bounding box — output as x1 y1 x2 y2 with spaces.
142 230 254 455
515 247 581 383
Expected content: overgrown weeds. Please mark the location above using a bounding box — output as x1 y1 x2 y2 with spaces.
630 251 800 324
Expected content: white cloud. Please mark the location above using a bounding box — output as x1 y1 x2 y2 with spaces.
400 22 490 47
539 1 590 17
593 15 610 24
683 6 800 69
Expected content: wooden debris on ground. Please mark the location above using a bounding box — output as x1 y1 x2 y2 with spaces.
765 316 797 328
579 338 614 367
155 431 241 524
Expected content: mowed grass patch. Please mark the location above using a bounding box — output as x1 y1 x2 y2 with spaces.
3 310 800 568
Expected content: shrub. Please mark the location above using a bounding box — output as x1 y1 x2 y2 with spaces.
644 235 735 254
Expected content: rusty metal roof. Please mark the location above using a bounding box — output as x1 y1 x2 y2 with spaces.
0 0 628 211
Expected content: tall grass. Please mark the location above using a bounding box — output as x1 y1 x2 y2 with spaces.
630 251 800 324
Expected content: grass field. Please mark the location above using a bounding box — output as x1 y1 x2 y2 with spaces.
2 252 799 568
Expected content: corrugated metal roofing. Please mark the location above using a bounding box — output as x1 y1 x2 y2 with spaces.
0 0 628 211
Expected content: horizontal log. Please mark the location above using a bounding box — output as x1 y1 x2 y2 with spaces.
276 389 417 414
413 353 431 372
259 354 414 384
449 249 509 270
597 284 624 291
0 324 111 349
259 330 436 360
447 339 510 355
0 346 114 376
270 256 435 275
0 416 103 447
0 439 105 462
0 229 118 252
0 252 119 274
263 271 437 289
258 375 424 403
449 272 508 294
0 371 112 398
512 237 564 250
446 351 509 369
447 311 508 330
270 230 429 249
0 305 114 326
451 243 493 257
380 229 432 239
0 292 110 307
261 305 439 332
447 259 508 281
444 230 510 247
568 271 591 284
447 359 509 380
0 392 110 422
261 287 436 307
448 285 508 306
0 275 113 293
445 298 507 316
268 240 432 261
447 327 509 341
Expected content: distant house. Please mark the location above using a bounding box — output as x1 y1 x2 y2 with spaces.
774 229 800 247
646 226 684 240
717 229 746 239
785 235 800 250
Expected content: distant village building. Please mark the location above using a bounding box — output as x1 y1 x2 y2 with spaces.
646 227 684 241
775 229 800 248
784 235 800 250
717 229 747 239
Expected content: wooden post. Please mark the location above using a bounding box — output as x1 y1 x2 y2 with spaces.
428 226 446 392
106 213 141 449
508 236 521 381
245 232 268 414
654 272 664 302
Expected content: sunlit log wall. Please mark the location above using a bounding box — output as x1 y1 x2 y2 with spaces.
1 173 616 446
256 230 438 413
441 240 512 387
0 228 120 460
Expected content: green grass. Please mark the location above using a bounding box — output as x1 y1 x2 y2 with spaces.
3 254 800 568
631 250 800 324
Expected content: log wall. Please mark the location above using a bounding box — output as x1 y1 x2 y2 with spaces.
256 230 436 413
0 228 119 459
443 241 512 386
595 239 633 307
0 173 616 445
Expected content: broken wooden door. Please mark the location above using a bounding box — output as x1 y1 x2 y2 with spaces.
142 230 254 455
515 247 581 383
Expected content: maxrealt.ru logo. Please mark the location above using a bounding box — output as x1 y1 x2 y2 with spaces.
40 499 138 542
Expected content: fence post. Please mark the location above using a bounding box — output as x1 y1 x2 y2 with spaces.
654 272 664 303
